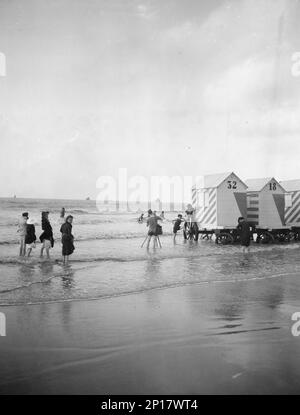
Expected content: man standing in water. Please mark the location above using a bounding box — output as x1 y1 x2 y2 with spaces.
146 209 162 248
237 217 251 253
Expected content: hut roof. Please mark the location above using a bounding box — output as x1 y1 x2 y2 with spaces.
245 177 284 192
195 172 246 189
203 172 232 188
280 179 300 192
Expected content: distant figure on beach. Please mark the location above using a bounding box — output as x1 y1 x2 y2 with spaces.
138 213 144 223
17 212 28 256
25 218 36 257
237 217 251 253
60 215 75 264
173 214 184 240
146 209 162 248
40 211 54 259
160 211 165 220
59 207 66 225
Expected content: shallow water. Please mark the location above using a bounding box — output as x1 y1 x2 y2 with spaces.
1 198 300 394
1 197 300 306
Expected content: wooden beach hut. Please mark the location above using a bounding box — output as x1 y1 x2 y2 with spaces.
245 177 286 228
280 179 300 226
192 172 248 228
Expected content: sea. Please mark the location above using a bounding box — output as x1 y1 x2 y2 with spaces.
1 197 300 307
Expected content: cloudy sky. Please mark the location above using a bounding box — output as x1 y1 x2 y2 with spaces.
0 0 300 199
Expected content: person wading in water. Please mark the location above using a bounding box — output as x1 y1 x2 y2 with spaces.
40 211 54 259
60 215 75 264
237 216 251 254
146 209 162 248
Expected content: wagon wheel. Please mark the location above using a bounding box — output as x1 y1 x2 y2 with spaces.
186 227 194 240
215 232 234 245
288 231 295 242
292 230 300 241
184 222 199 241
193 223 199 241
277 232 291 243
183 222 193 240
285 232 292 242
257 231 275 244
193 230 199 241
188 227 199 241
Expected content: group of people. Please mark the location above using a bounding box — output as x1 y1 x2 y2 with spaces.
141 206 252 252
18 206 252 259
17 208 75 264
142 206 193 248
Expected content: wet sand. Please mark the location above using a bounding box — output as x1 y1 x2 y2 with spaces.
1 273 300 394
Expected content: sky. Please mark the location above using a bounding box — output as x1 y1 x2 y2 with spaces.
0 0 300 199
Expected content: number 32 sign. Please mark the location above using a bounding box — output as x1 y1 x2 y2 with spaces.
227 180 237 189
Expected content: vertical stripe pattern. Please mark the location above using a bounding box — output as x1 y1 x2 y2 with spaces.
195 188 217 226
285 191 300 224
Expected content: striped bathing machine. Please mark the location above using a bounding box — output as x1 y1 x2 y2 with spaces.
280 179 300 226
245 177 286 228
192 172 247 229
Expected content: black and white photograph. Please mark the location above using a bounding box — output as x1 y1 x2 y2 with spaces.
1 0 300 399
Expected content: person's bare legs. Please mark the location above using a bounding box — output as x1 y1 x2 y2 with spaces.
45 247 50 259
146 235 152 249
19 239 24 256
40 246 44 258
27 248 32 257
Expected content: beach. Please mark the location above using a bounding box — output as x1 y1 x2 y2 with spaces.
1 276 300 394
1 197 300 394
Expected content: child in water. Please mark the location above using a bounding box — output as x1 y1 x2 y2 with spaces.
172 214 184 240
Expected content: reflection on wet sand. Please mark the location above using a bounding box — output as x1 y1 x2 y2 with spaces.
61 265 75 290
